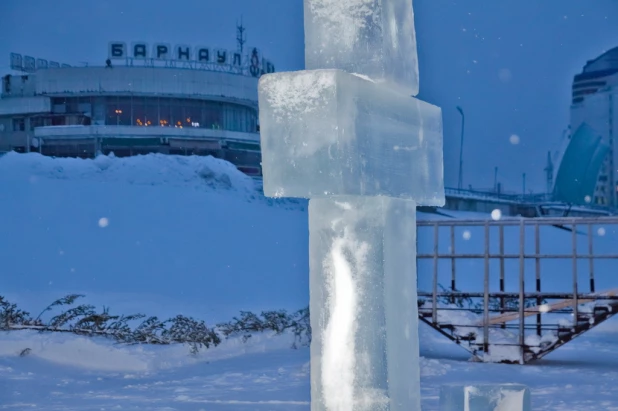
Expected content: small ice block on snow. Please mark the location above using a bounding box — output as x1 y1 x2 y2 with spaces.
258 69 444 206
439 384 531 411
309 196 420 411
304 0 419 96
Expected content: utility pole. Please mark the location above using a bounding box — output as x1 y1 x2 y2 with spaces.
457 106 465 190
494 166 498 192
522 173 526 197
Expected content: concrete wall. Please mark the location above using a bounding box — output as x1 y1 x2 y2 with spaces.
34 67 258 107
0 130 30 151
0 96 51 116
1 74 37 96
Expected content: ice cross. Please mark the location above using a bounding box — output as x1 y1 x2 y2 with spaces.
258 0 444 410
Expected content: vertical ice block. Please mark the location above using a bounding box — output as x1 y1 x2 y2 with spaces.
304 0 419 96
258 70 444 204
309 196 419 411
258 0 444 409
439 384 531 411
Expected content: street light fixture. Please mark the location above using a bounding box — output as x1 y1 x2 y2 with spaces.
456 106 465 190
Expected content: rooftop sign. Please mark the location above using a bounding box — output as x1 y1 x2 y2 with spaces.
9 53 71 73
108 41 275 78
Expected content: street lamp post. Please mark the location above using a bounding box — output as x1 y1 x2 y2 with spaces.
456 106 465 190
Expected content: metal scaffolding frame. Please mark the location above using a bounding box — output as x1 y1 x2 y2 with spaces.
416 216 618 364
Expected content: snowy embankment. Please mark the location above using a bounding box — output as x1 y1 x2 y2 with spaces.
1 153 618 410
0 152 308 323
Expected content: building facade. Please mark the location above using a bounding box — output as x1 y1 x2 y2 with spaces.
0 46 271 177
566 46 618 206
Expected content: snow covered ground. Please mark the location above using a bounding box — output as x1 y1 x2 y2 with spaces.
1 153 618 410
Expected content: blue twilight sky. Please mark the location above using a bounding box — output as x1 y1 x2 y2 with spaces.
1 0 617 193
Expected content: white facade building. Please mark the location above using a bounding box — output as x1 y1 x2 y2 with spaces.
569 46 618 206
0 44 275 177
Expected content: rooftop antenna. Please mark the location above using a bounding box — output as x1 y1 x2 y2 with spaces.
236 16 247 55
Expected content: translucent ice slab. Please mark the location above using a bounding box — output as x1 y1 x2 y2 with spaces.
309 196 419 411
439 384 531 411
258 69 444 206
303 0 419 96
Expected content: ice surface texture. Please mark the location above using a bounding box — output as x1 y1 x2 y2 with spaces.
309 196 419 411
304 0 419 96
439 384 531 411
258 69 444 205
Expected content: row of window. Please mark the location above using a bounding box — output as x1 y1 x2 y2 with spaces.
48 96 258 133
572 88 599 98
572 80 606 91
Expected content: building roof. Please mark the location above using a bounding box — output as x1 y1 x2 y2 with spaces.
574 46 618 82
583 46 618 73
572 47 618 103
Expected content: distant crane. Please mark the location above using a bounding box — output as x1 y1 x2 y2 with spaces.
544 151 554 195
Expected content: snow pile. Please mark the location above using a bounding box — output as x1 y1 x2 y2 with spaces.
0 329 300 373
0 152 309 323
0 151 257 194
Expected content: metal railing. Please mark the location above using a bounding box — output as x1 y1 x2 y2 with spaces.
416 216 618 363
444 187 553 204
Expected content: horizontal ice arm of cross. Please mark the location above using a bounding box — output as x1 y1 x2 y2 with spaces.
258 69 444 205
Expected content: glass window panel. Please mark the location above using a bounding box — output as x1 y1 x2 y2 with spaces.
171 99 183 128
250 111 256 133
132 97 146 127
204 102 222 129
106 96 119 125
242 107 248 132
144 97 158 127
159 98 171 127
66 97 79 113
184 100 201 128
30 117 44 129
117 97 131 126
221 105 230 131
230 106 237 131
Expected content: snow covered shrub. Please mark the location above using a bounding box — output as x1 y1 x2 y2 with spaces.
0 294 309 353
0 296 35 329
217 306 311 348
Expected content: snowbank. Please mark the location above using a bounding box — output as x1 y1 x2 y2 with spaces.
0 153 308 323
0 151 257 194
0 329 300 373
